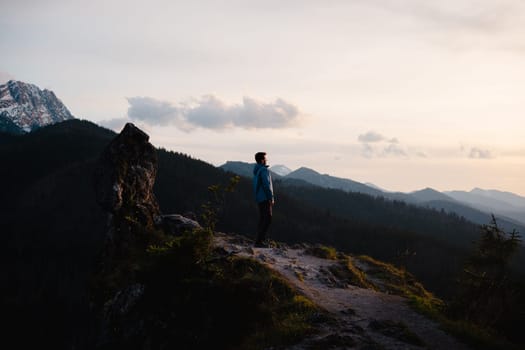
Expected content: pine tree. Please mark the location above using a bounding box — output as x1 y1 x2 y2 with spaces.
453 215 521 328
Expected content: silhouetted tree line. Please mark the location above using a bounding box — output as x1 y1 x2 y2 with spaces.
0 120 114 348
450 216 524 344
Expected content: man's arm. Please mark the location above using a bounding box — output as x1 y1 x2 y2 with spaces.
261 167 274 203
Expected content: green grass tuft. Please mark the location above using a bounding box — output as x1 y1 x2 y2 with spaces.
305 245 338 260
356 255 440 303
328 255 375 289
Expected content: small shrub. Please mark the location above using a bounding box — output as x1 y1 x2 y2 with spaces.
144 227 214 269
305 245 338 260
410 296 518 350
328 256 375 289
356 255 438 302
292 295 316 310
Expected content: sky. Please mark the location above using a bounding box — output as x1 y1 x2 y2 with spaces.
2 0 525 195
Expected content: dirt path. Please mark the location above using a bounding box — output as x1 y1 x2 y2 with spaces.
215 234 471 350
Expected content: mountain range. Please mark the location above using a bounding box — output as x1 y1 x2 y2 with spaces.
2 78 522 232
220 161 525 234
444 188 525 226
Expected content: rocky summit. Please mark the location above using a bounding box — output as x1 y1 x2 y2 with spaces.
0 80 74 134
94 122 160 221
94 123 161 257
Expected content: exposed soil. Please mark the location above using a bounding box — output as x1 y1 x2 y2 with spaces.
215 233 471 350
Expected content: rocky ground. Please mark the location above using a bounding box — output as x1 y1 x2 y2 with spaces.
214 233 471 350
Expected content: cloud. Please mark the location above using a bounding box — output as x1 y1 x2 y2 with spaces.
127 96 187 127
126 95 302 131
388 137 399 144
382 143 407 157
185 95 230 129
469 147 493 159
358 131 386 143
358 130 408 158
234 97 300 129
361 143 376 159
372 0 519 34
368 0 525 54
358 131 399 144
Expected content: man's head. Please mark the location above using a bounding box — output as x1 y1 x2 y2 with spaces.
255 152 267 165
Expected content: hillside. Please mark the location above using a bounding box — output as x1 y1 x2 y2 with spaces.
215 233 470 349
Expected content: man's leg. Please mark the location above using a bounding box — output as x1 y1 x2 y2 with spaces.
256 200 272 244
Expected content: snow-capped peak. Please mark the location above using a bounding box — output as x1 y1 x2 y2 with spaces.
0 80 75 134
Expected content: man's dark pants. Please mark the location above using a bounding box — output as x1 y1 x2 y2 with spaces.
256 200 272 243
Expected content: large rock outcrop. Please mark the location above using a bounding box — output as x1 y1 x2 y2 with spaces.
92 123 205 348
93 122 161 271
95 122 160 224
92 122 162 347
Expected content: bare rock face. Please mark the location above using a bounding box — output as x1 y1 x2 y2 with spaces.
93 122 161 270
95 122 160 227
91 123 207 348
158 214 201 235
92 123 163 347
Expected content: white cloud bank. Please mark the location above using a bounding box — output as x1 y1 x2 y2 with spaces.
469 147 493 159
358 130 412 158
123 95 302 132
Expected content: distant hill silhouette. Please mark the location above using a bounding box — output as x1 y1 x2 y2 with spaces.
445 188 525 226
286 166 383 196
221 161 525 235
409 187 456 203
219 160 284 179
407 188 525 235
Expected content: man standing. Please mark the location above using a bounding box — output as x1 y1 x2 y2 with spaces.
253 152 274 248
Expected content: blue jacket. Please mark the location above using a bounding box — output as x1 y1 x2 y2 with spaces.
253 163 274 203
